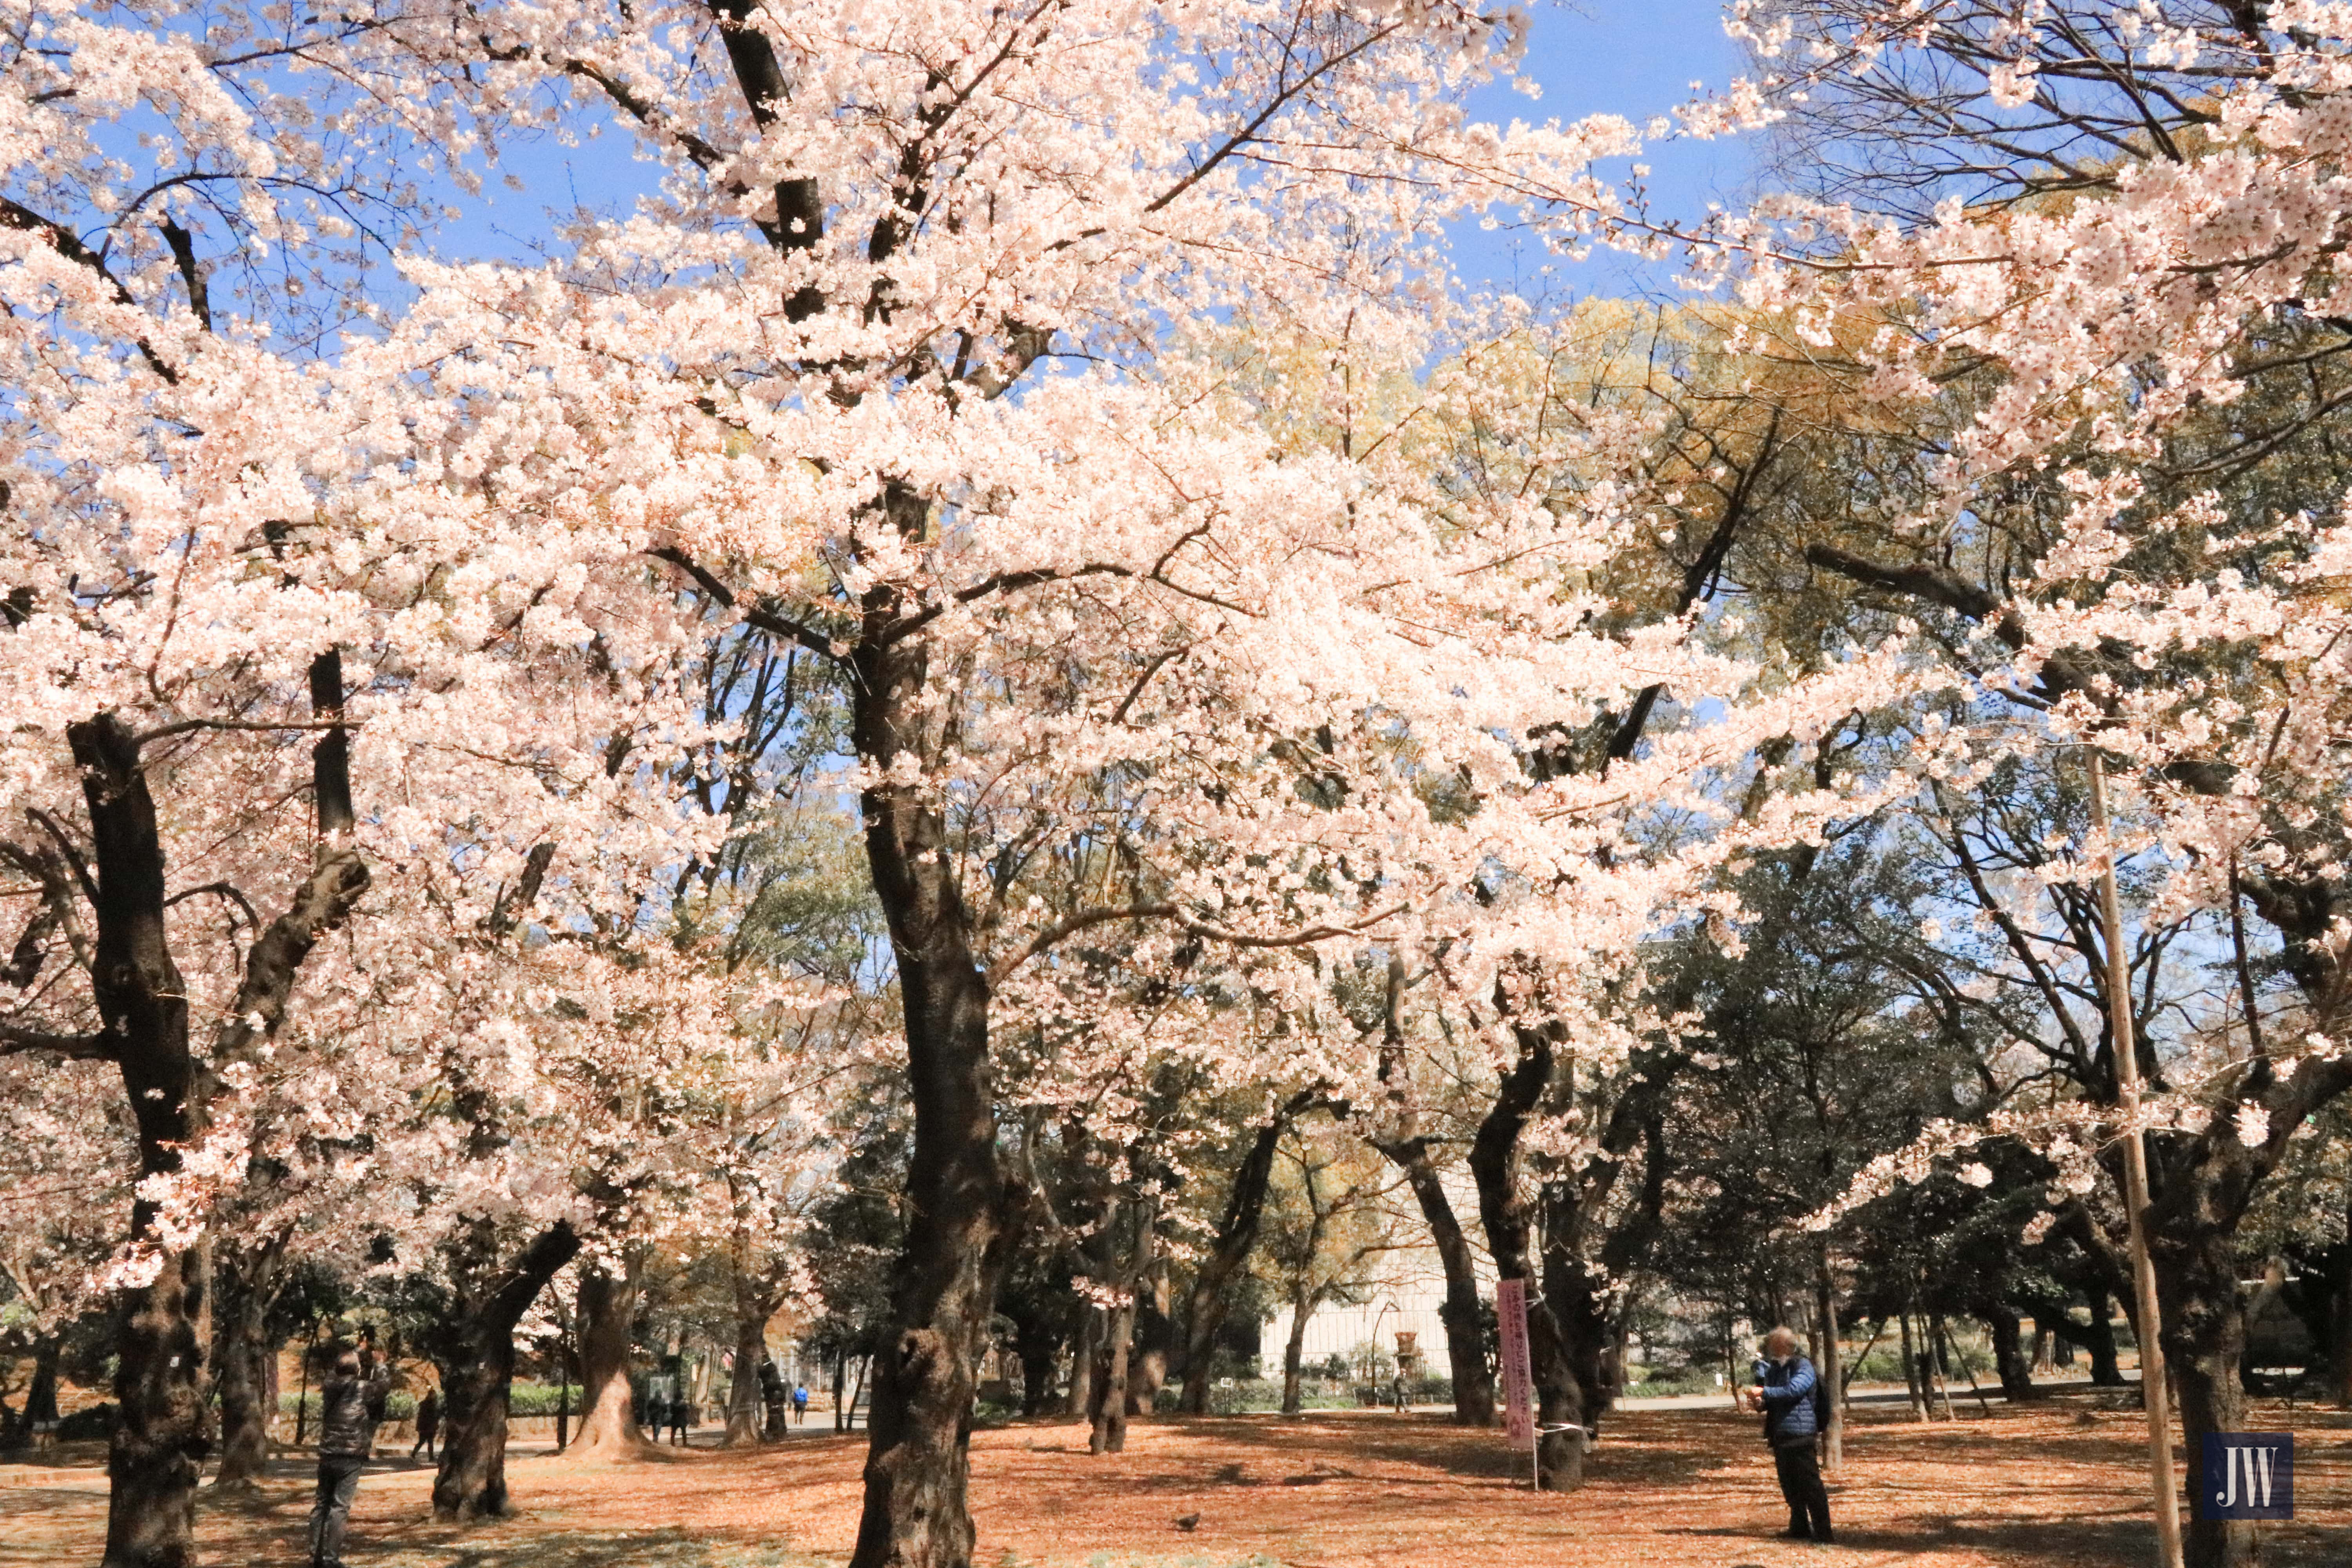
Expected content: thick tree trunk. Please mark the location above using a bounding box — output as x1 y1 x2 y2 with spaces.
1064 1308 1100 1421
1470 1018 1584 1491
431 1223 579 1521
726 1311 771 1446
842 529 1030 1568
1984 1305 2036 1403
1010 1305 1063 1417
1177 1107 1296 1413
2076 1287 2125 1386
1924 1315 1956 1420
1088 1288 1134 1454
564 1262 649 1459
2152 1210 2256 1568
210 1239 286 1489
71 713 205 1568
1127 1254 1170 1417
85 656 368 1565
1377 1136 1495 1425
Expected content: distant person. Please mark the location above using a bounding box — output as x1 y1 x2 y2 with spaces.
408 1388 440 1463
310 1333 393 1568
791 1383 808 1426
1742 1326 1832 1544
1391 1372 1408 1412
666 1393 690 1446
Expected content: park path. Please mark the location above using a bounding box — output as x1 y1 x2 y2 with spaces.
1 1391 2344 1568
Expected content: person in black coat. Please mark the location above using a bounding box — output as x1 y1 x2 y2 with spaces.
309 1330 393 1568
1742 1326 1833 1544
408 1388 440 1463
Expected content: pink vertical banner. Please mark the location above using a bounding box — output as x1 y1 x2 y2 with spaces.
1497 1277 1534 1448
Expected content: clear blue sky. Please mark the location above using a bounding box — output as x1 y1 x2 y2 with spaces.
1460 0 1757 297
437 1 1753 302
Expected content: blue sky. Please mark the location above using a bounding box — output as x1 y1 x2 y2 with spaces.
435 0 1755 301
1461 0 1757 296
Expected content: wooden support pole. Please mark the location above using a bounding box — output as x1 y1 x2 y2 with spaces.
2087 749 2185 1568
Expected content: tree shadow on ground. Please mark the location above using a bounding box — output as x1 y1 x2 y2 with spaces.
351 1526 818 1568
1151 1410 1736 1493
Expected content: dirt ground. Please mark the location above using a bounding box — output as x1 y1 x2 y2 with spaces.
3 1393 2345 1568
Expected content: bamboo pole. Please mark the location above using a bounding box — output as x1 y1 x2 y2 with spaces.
2087 748 2185 1568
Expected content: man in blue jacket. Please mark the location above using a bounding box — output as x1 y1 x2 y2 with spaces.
1743 1327 1833 1543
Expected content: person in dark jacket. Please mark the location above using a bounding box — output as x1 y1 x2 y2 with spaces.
1743 1327 1833 1543
408 1388 440 1463
309 1334 394 1568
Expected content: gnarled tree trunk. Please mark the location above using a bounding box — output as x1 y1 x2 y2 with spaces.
1983 1304 2036 1403
1471 1018 1584 1491
431 1222 579 1521
563 1261 649 1459
848 562 1020 1568
2076 1288 2125 1387
725 1309 772 1446
65 712 207 1568
210 1236 288 1489
1126 1253 1171 1417
1178 1105 1298 1413
1378 1138 1495 1425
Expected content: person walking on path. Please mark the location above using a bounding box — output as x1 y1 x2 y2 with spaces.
1742 1326 1833 1544
408 1388 440 1463
310 1332 393 1568
791 1383 808 1427
666 1392 691 1446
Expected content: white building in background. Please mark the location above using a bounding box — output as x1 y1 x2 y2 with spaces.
1258 1172 1494 1382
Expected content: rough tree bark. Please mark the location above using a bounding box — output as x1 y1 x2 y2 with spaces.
563 1260 650 1459
1537 1088 1671 1452
1126 1254 1171 1417
2075 1288 2125 1387
36 652 371 1568
65 711 206 1568
1090 1201 1153 1454
846 515 1024 1568
1377 1139 1495 1425
1982 1304 2036 1404
430 1222 580 1521
1816 1255 1844 1469
1470 1016 1585 1491
725 1307 774 1446
1178 1101 1303 1413
210 1235 289 1489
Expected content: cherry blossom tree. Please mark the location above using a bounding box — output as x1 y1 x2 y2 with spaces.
1697 6 2352 1561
